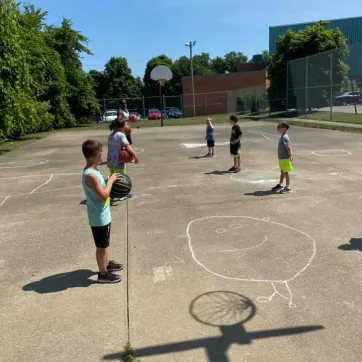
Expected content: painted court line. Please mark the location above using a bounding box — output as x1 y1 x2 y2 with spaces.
0 159 49 169
0 196 9 207
29 174 53 194
181 142 229 149
311 149 352 157
249 130 279 141
0 172 79 180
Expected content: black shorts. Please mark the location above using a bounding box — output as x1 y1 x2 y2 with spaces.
126 134 133 145
230 144 241 156
207 140 215 148
91 223 111 248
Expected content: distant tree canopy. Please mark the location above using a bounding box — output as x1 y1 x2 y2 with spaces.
267 21 349 109
0 0 99 139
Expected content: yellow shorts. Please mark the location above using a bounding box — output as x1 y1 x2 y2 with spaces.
279 159 292 173
109 167 126 175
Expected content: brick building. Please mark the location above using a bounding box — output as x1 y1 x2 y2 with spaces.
182 62 268 117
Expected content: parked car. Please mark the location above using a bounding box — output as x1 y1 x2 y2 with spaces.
148 109 161 120
129 112 142 121
167 107 183 119
334 92 361 105
102 110 117 122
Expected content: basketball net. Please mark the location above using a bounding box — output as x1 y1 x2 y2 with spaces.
159 79 166 87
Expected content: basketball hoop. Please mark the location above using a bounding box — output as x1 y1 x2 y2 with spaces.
159 79 166 87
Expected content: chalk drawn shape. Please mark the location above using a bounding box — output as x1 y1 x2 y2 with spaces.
181 142 230 149
230 170 279 185
187 216 316 308
311 149 352 157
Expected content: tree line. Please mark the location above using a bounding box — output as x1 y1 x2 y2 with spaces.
1 0 349 140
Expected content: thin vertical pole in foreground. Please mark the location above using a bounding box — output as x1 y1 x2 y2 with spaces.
159 82 164 127
142 96 145 120
126 198 130 343
305 57 308 118
286 61 289 112
330 50 333 121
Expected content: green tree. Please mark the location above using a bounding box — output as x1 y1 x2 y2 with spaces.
104 57 142 99
267 21 349 110
0 0 39 138
46 19 100 122
19 5 74 129
211 56 228 74
89 69 106 100
143 55 173 96
224 51 247 72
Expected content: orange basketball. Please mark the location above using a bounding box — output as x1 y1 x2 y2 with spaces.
119 149 133 163
125 124 132 136
129 114 138 123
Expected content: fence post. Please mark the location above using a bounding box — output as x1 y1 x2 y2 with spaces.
305 57 308 118
103 98 106 113
180 94 183 114
330 50 333 121
142 96 145 119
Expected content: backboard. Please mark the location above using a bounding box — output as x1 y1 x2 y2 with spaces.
151 65 173 83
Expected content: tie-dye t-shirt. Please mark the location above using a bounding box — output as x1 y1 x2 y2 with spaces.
107 131 129 169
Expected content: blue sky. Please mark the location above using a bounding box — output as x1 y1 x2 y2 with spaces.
25 0 361 78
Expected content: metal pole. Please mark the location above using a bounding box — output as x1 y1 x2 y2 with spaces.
142 96 145 120
159 82 163 127
189 41 196 117
330 51 333 121
286 61 289 112
351 80 358 115
305 57 308 118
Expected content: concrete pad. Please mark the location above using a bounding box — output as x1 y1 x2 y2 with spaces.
1 122 361 361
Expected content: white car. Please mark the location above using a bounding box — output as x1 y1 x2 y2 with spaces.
102 110 117 123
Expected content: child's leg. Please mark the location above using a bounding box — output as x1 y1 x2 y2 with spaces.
208 147 212 155
237 156 241 168
211 146 215 155
285 172 290 186
96 247 108 273
279 172 285 184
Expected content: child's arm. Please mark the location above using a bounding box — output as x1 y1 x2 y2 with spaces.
286 144 294 161
85 173 121 202
125 144 140 164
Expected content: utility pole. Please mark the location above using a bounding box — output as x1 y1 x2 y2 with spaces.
185 41 196 116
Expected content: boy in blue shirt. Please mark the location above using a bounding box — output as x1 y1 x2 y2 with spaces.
82 139 123 283
205 118 215 157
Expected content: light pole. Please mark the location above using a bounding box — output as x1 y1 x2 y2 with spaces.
185 40 196 116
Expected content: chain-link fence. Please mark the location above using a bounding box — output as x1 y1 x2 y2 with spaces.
287 42 362 120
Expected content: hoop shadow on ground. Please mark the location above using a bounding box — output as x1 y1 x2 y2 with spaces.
244 190 275 197
103 291 324 361
204 170 232 175
23 269 97 294
338 238 362 252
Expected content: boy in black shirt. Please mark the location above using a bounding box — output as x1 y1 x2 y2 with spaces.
229 114 242 173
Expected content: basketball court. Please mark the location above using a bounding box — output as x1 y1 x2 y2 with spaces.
0 121 361 362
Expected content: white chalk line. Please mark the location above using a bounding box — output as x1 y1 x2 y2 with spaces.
0 196 9 207
0 159 49 169
134 148 144 154
230 170 279 185
311 149 352 157
249 130 279 141
0 172 79 180
218 236 268 253
187 216 316 284
29 174 53 194
257 282 296 308
181 142 230 149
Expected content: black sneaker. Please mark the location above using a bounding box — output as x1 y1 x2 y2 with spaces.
229 166 236 172
280 186 291 194
271 184 283 192
205 153 211 157
97 272 122 284
107 260 123 272
234 167 241 173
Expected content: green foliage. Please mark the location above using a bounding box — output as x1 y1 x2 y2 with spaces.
267 21 349 109
224 51 247 72
211 56 228 74
122 343 141 362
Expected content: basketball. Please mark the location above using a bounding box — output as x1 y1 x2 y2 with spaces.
129 114 138 123
110 174 132 199
119 148 133 163
125 124 132 136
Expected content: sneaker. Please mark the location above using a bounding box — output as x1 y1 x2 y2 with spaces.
234 167 241 173
229 166 236 172
97 272 122 284
205 153 211 157
280 186 291 194
271 184 283 192
107 260 123 272
211 154 215 157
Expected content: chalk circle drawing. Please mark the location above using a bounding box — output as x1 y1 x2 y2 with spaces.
0 159 48 169
311 149 352 157
181 142 230 149
216 228 227 234
249 130 280 142
133 148 144 154
187 216 316 308
230 170 279 185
